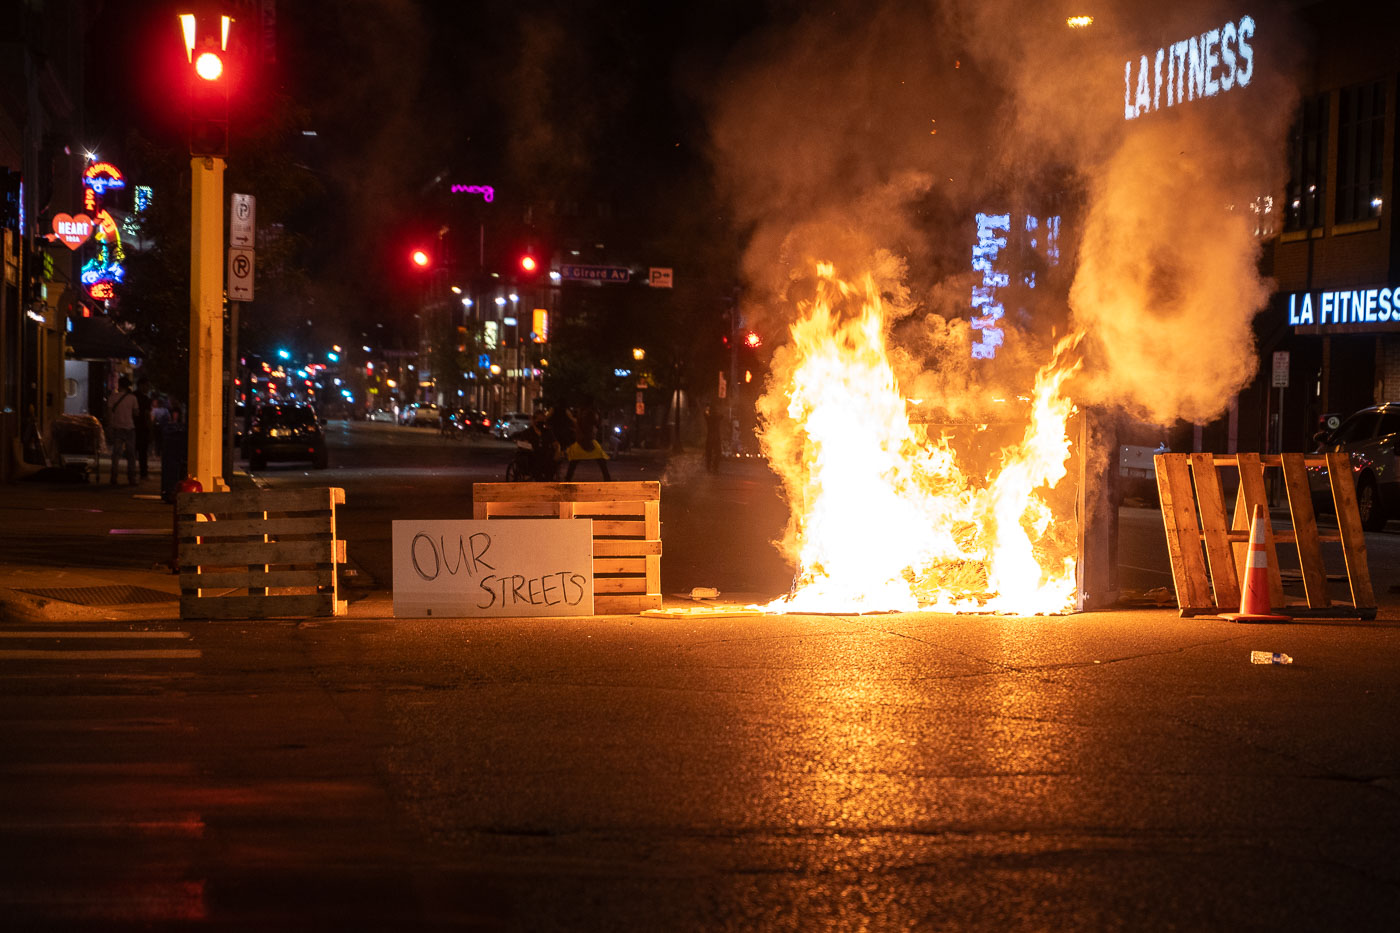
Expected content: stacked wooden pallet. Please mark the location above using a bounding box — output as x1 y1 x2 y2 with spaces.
1155 452 1375 618
472 481 661 613
176 486 347 619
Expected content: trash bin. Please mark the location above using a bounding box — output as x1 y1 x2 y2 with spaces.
161 423 189 502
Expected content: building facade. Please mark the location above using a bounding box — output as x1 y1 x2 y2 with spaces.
1255 1 1400 451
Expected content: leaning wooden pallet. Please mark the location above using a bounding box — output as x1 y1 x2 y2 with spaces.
177 486 348 619
1155 452 1375 619
472 481 661 613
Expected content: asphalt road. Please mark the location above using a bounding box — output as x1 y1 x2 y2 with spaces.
4 423 1398 929
4 608 1398 930
249 420 797 600
251 420 1400 608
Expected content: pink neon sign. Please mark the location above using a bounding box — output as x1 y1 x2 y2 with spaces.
450 184 494 202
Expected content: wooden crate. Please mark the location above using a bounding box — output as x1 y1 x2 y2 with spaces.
472 481 661 613
177 487 347 619
1155 453 1375 618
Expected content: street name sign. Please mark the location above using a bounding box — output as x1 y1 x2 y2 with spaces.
228 247 254 302
559 263 631 284
391 519 594 618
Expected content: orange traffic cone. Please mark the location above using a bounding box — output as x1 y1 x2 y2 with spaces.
1220 503 1290 622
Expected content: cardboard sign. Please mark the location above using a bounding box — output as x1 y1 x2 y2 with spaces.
392 519 594 618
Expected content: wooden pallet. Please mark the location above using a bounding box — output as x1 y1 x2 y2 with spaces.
177 487 347 619
472 481 661 613
1154 453 1375 619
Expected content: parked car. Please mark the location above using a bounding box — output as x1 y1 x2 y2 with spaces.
366 408 397 423
494 411 532 439
401 403 441 427
1309 403 1399 531
245 402 328 470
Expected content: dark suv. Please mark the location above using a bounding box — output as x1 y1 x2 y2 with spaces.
1310 403 1399 531
245 402 328 470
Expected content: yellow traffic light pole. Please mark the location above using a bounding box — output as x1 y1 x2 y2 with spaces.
188 155 227 491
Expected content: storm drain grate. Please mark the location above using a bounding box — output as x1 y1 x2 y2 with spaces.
18 585 179 607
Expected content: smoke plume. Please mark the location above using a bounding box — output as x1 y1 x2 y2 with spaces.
709 0 1301 427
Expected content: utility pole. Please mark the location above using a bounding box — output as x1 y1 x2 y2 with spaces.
179 9 233 491
189 156 226 490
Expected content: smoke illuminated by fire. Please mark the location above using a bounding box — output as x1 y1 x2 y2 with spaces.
759 265 1082 614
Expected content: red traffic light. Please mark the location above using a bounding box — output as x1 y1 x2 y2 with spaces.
519 255 538 273
411 249 431 268
194 51 223 81
180 12 232 156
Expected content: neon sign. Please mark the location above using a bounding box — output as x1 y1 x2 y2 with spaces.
51 213 94 250
82 161 125 213
1124 15 1255 120
971 213 1009 359
1287 287 1400 330
78 163 127 300
450 184 495 202
969 211 1061 360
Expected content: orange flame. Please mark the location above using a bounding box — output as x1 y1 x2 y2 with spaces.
760 267 1082 614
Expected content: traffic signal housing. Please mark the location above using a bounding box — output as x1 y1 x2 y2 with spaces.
180 12 231 157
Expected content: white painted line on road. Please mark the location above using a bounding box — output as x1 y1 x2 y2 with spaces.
0 631 189 639
0 649 201 660
0 817 206 837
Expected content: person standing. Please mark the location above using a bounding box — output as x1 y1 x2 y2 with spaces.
105 375 140 485
134 378 153 480
151 394 171 459
564 395 611 481
704 404 723 473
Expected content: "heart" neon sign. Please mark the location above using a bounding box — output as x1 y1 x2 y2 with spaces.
51 213 94 250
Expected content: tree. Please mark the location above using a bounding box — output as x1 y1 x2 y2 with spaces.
115 94 321 401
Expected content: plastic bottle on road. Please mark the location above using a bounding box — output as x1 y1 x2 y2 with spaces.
1251 651 1293 665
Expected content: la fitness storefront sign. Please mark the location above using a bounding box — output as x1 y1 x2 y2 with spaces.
1287 286 1400 333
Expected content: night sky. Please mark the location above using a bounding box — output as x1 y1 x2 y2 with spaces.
84 0 783 349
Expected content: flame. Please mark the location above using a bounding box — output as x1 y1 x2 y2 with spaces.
760 267 1082 614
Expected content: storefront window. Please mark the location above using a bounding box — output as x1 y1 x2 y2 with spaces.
1336 81 1386 225
1284 93 1329 231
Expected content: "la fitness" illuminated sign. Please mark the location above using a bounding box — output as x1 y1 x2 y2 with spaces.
1124 14 1255 120
1288 286 1400 331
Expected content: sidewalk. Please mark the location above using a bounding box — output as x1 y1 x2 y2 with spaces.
0 462 230 623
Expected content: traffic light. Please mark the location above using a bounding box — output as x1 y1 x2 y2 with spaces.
180 12 231 157
410 248 430 268
519 254 537 274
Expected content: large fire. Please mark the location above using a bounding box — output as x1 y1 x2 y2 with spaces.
759 265 1082 615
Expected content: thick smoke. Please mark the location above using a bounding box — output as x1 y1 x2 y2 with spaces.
709 0 1301 427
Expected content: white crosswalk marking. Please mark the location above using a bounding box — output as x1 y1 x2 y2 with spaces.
0 631 189 639
0 628 200 660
